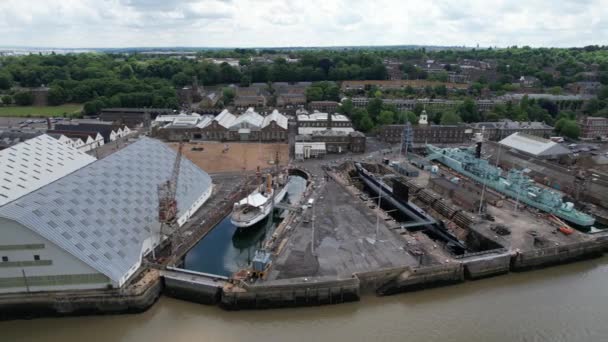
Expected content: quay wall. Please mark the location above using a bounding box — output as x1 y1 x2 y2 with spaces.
220 277 360 310
512 240 606 271
163 276 223 305
0 278 162 321
376 264 465 296
461 252 511 279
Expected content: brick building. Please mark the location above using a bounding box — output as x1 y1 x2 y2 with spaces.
296 130 366 154
296 111 354 135
308 101 340 113
579 116 608 140
234 87 267 109
379 124 469 144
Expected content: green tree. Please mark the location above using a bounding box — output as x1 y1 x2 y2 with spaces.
440 111 462 125
171 72 191 87
358 112 374 132
561 120 581 139
0 73 12 90
14 91 33 106
377 110 395 125
457 98 480 123
305 86 323 102
1 95 12 105
83 100 104 115
599 86 608 101
413 103 424 115
48 86 67 105
240 74 251 87
548 86 563 95
396 111 418 125
120 64 134 79
222 87 236 104
366 97 383 120
584 98 600 114
338 99 354 117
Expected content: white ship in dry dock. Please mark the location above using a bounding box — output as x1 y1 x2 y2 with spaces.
230 172 288 228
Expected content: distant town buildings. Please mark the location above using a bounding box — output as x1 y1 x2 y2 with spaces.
308 101 340 113
567 81 603 96
341 80 469 92
234 86 268 109
349 97 502 112
469 120 554 141
518 76 541 88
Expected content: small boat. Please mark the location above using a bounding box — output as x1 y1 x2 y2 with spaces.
231 172 288 228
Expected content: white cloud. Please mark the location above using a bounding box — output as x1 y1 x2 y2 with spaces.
0 0 605 48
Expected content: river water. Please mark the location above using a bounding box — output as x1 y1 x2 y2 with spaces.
2 256 608 341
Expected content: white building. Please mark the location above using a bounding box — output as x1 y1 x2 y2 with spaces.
295 142 326 160
296 111 354 135
499 132 571 159
0 137 213 293
0 134 96 207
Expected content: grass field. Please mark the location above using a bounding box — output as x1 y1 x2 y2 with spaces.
0 104 83 117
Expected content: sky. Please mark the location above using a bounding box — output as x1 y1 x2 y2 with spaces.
0 0 606 48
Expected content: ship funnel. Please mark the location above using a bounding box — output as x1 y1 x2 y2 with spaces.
266 174 272 194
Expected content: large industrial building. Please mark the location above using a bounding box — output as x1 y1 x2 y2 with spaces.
0 137 212 293
498 132 571 159
154 108 289 142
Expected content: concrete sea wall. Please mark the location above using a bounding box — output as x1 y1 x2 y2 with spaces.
220 277 360 310
0 278 162 321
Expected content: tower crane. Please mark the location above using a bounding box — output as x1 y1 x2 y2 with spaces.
157 142 184 255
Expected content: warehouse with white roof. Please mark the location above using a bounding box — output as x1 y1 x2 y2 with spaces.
0 137 212 293
499 132 571 159
0 134 96 206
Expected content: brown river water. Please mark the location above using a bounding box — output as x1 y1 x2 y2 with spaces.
1 256 608 342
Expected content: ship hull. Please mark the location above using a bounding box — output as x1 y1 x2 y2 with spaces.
231 186 288 228
355 163 467 251
427 146 595 227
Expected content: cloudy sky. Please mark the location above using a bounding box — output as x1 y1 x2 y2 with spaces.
0 0 606 48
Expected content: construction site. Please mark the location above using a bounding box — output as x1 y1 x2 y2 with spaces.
3 125 608 319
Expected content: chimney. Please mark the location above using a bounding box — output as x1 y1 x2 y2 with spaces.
46 117 52 130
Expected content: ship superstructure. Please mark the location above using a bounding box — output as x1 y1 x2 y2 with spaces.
426 144 595 227
231 172 288 228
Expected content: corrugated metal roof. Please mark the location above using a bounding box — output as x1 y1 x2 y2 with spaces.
499 132 570 157
0 134 96 206
0 137 212 285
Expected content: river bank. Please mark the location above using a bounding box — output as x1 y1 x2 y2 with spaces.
2 255 608 342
